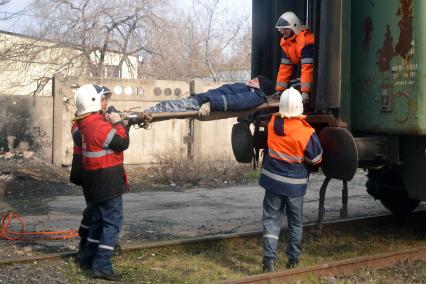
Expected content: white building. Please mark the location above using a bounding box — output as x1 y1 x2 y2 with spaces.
0 30 139 96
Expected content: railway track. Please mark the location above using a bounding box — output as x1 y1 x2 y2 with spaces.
217 245 426 284
2 210 425 267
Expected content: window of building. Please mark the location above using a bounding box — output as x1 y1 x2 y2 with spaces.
104 65 121 78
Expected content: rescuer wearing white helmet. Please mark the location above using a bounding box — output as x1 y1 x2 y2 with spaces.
74 84 130 281
74 84 103 116
274 11 315 105
259 87 323 272
71 84 118 266
275 11 305 36
74 84 113 116
278 87 304 118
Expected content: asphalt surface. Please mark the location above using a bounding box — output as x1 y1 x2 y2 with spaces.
9 172 407 237
2 170 425 258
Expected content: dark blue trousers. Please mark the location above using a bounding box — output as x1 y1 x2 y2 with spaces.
78 202 94 250
262 190 304 262
80 195 123 273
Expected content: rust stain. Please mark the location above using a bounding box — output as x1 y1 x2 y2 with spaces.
395 0 413 59
362 17 373 53
376 25 394 72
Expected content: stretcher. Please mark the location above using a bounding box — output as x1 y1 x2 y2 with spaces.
128 100 344 130
147 101 280 123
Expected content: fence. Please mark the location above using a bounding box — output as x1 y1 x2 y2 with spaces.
0 74 238 166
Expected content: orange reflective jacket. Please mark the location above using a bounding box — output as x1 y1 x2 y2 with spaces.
267 115 321 165
276 29 315 93
259 114 322 197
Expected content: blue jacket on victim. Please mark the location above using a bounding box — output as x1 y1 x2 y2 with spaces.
194 83 266 111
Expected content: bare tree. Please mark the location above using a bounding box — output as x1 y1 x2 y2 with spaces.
0 0 28 21
141 0 251 82
0 0 251 95
30 0 169 75
0 0 169 95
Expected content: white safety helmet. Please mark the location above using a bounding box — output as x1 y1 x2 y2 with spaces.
279 87 304 118
275 11 305 35
74 84 102 116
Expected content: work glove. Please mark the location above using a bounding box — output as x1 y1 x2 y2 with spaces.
301 92 310 104
272 91 282 101
198 102 211 117
107 112 122 125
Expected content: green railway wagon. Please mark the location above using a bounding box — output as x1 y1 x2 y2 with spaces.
245 0 426 215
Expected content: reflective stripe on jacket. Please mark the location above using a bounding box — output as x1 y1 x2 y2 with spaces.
276 29 315 93
77 113 129 203
79 113 127 171
259 114 322 197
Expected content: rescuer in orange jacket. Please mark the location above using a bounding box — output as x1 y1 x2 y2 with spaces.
73 84 132 281
259 87 322 272
70 85 113 262
275 12 315 104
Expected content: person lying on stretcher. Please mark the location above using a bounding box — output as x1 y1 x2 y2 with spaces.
145 76 274 116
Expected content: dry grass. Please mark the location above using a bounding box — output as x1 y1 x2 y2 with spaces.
107 217 426 283
147 152 258 187
26 214 426 283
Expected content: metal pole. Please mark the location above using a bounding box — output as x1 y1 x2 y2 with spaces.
340 180 349 219
316 176 331 230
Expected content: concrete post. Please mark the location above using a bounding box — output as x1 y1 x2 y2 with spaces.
191 79 204 161
52 74 64 166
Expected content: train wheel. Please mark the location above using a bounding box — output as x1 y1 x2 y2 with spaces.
379 191 420 216
231 122 253 163
366 168 420 216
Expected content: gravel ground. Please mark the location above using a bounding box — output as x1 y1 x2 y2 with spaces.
1 155 426 283
2 217 426 284
0 260 112 284
2 156 426 259
0 262 70 284
333 260 426 283
2 260 425 284
2 169 408 259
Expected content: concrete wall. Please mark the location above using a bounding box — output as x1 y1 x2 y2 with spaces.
54 75 192 166
0 95 53 160
0 75 237 165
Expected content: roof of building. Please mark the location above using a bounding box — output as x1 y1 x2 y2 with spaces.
0 29 133 55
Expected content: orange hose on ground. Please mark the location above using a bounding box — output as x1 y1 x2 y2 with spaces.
1 212 78 241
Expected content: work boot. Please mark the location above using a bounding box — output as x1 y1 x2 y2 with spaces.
74 240 86 263
262 257 276 272
286 259 299 269
92 270 122 282
74 250 82 264
79 258 93 271
78 253 93 271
